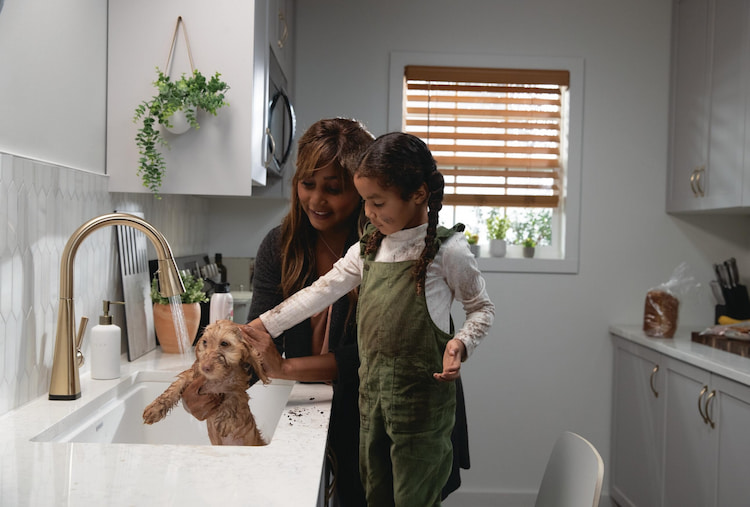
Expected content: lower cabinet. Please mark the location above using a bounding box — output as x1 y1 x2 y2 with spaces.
611 337 664 507
611 335 750 507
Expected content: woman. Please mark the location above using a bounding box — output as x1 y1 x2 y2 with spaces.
247 117 373 506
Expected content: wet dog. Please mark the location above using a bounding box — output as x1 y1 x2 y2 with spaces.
142 319 269 445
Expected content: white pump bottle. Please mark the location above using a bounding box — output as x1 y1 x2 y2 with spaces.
90 300 123 379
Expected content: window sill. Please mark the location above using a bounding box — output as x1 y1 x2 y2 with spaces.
475 256 578 274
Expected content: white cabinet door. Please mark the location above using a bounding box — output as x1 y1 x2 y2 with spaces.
667 0 711 212
610 337 665 507
668 0 750 212
704 0 749 209
663 357 716 507
268 0 294 83
712 375 750 506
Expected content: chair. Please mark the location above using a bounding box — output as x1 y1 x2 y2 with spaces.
534 431 604 507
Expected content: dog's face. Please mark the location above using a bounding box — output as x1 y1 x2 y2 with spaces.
196 320 269 384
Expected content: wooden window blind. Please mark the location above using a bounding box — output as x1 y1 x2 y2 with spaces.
404 65 569 208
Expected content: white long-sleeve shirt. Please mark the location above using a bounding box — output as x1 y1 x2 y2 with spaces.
260 224 495 358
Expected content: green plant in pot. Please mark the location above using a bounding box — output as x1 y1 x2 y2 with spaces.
522 236 537 258
134 69 230 197
151 272 208 353
486 210 510 258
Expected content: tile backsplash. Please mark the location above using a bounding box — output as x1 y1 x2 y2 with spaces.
0 152 209 415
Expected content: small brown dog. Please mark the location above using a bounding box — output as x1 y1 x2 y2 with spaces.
143 319 269 445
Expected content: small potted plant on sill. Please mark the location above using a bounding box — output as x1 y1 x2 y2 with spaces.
151 271 208 353
486 210 511 258
464 231 480 257
134 68 230 198
522 237 537 258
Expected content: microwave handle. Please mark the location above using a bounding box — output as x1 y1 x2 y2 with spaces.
266 89 296 176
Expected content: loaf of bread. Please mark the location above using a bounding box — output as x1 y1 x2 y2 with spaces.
643 289 679 338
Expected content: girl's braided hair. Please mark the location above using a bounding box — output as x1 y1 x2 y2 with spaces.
357 132 444 295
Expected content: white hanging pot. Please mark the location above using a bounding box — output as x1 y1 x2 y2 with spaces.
164 106 196 135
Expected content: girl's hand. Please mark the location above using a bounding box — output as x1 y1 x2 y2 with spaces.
240 320 284 378
433 338 466 382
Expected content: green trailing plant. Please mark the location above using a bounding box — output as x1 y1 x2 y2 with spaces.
151 272 208 305
486 210 511 241
464 231 479 245
134 68 230 197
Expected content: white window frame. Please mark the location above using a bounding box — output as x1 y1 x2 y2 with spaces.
389 51 584 274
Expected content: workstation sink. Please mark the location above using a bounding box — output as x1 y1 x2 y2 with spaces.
31 370 294 445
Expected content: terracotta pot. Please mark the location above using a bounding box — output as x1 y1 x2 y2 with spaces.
152 302 201 353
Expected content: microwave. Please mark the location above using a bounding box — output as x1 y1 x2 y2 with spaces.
265 50 295 176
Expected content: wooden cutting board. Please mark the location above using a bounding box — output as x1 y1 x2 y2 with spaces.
692 332 750 358
116 211 156 361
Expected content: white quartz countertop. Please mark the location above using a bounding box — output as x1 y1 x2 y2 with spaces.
0 349 333 506
610 324 750 387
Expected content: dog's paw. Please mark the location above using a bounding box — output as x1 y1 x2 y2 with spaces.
142 400 170 424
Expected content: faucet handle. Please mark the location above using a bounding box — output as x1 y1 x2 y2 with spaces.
75 316 89 367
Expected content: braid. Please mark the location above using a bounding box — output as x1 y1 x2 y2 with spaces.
412 165 444 295
364 229 385 257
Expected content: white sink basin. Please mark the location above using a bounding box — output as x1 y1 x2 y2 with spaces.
31 370 294 445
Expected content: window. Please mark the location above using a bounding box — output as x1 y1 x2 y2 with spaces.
389 52 583 273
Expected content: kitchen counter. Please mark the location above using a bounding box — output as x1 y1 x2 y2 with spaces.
610 324 750 387
0 349 333 506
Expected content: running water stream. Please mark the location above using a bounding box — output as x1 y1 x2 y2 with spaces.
167 295 194 357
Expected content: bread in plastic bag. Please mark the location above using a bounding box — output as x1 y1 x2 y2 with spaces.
643 262 699 338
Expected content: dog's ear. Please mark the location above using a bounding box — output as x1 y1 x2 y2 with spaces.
240 340 270 385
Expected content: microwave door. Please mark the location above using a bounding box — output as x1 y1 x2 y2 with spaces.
266 87 295 176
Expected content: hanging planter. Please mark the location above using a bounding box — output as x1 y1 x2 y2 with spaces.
163 105 195 135
133 17 230 198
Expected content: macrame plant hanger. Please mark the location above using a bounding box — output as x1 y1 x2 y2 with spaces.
162 16 196 135
164 16 195 77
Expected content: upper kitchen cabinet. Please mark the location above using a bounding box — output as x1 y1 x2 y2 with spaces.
107 0 290 197
268 0 295 86
667 0 750 212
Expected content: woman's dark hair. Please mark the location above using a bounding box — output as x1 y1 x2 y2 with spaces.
357 132 445 295
280 118 374 297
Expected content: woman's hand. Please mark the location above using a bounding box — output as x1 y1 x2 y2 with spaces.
240 320 284 378
181 376 223 421
433 338 466 382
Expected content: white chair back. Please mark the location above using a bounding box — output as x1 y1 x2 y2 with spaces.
534 431 604 507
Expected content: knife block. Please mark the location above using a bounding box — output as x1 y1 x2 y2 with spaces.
723 284 750 320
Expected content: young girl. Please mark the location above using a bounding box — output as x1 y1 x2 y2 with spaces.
246 132 494 506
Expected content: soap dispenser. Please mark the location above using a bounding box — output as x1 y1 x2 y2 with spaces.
91 300 124 380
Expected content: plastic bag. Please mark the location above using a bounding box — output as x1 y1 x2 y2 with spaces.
643 262 700 338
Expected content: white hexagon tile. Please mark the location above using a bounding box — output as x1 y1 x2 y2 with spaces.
0 153 209 415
